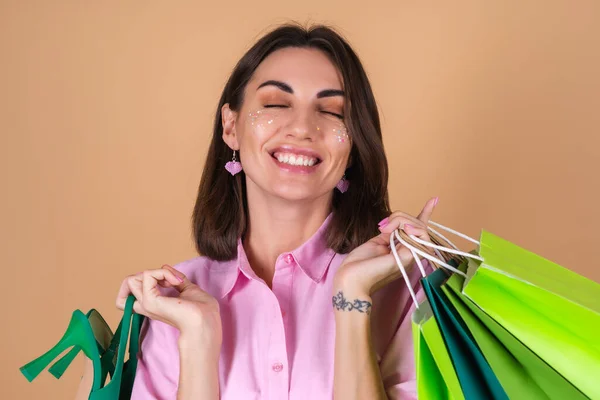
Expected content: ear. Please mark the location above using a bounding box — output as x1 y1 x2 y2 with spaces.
221 103 239 151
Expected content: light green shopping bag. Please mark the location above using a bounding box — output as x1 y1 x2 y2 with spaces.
413 299 464 400
390 231 465 400
444 259 588 400
461 230 600 399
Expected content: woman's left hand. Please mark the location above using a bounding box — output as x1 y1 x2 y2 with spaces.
334 197 438 296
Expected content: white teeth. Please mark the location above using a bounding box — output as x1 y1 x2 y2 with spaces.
273 152 318 167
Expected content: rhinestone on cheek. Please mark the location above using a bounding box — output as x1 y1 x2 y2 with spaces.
248 110 268 126
333 126 350 143
248 111 258 125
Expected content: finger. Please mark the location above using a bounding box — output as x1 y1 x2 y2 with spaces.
142 268 181 295
161 264 185 281
378 214 425 234
126 275 147 316
403 224 436 256
382 210 421 225
157 280 176 288
417 197 438 223
161 264 191 292
157 265 179 289
127 275 144 300
140 268 183 312
376 215 423 251
404 224 431 241
132 300 145 315
116 274 137 310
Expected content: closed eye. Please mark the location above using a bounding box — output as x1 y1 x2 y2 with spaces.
322 111 344 119
264 105 343 119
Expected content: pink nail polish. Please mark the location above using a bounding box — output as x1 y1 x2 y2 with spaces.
434 197 439 206
378 217 389 227
176 275 184 283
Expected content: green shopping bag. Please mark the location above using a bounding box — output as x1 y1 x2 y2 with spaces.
443 259 588 400
391 232 464 400
423 269 508 400
413 300 465 400
462 230 600 399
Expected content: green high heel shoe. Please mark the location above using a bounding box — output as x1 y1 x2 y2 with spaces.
20 295 144 399
20 309 104 391
47 309 114 379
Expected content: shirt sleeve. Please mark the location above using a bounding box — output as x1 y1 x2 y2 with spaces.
378 260 431 400
131 316 181 400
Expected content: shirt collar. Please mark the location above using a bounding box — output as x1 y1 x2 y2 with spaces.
288 212 336 283
219 213 337 298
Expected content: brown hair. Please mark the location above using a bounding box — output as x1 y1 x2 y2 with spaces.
192 23 390 260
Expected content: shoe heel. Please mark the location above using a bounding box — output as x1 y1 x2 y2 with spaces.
48 308 113 380
48 346 80 379
19 310 87 382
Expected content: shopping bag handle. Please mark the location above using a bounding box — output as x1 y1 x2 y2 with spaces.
389 219 485 308
392 230 468 277
405 220 484 264
390 233 422 308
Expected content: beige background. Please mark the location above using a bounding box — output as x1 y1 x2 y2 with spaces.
1 1 599 398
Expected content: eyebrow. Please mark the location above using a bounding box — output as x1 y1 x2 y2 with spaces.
257 80 345 98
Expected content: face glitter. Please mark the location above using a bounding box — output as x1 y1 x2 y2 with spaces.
248 109 279 127
333 125 350 143
248 110 262 125
248 107 350 145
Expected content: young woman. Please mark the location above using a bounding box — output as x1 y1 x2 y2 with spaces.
79 23 438 400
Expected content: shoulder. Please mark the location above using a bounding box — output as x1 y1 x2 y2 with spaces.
170 254 240 300
171 254 231 274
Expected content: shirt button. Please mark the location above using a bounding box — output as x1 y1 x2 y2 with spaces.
272 362 284 372
284 254 294 264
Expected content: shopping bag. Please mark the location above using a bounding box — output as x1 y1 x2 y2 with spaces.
462 230 600 399
422 268 508 400
391 234 464 400
393 221 600 399
443 259 588 400
413 300 465 400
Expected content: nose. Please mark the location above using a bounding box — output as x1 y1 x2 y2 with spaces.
285 109 317 141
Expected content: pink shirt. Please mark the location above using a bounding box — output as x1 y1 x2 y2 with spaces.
131 214 423 399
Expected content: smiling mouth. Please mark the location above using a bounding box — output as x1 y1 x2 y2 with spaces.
270 151 322 167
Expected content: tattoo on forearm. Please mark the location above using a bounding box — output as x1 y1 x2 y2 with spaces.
332 291 372 315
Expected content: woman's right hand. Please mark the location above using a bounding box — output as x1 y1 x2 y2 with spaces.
115 264 222 347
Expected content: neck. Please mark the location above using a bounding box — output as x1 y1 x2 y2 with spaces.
243 180 332 287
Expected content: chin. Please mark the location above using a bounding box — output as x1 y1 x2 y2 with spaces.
270 183 323 202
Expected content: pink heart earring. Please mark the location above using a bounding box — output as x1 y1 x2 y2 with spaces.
336 174 350 193
225 150 243 176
